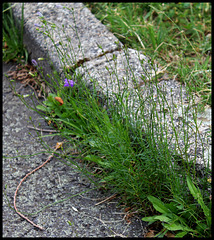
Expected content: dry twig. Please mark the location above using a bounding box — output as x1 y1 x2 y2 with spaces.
95 193 117 206
27 125 60 133
14 141 64 230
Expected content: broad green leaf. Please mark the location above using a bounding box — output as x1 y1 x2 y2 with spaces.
47 93 57 99
61 112 70 118
147 196 170 214
164 222 193 232
187 176 201 199
154 215 171 223
176 203 184 210
54 109 62 116
45 101 55 107
175 231 189 237
36 105 48 112
166 201 179 213
186 176 211 226
142 216 158 224
84 155 111 168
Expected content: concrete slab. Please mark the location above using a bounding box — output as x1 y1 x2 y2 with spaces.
12 2 123 79
75 48 157 94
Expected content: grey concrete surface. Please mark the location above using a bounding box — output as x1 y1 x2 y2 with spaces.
12 2 123 82
3 62 147 237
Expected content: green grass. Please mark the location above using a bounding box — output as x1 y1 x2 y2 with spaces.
85 2 211 108
142 176 211 237
35 55 211 237
2 3 28 63
4 3 211 237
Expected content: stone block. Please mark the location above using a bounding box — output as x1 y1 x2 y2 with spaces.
12 2 123 79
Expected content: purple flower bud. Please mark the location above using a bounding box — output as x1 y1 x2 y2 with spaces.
34 23 41 27
56 4 63 8
64 78 75 87
31 59 38 66
37 12 43 17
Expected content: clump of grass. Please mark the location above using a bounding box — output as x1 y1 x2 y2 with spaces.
34 57 211 236
9 3 211 237
2 3 28 63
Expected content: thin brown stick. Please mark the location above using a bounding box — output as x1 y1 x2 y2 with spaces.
14 142 64 230
27 125 60 133
94 193 117 206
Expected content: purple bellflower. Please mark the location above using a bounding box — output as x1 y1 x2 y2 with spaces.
34 23 41 28
64 78 75 87
37 12 43 17
31 59 38 66
56 4 63 8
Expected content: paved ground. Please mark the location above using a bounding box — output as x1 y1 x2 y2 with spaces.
3 62 147 237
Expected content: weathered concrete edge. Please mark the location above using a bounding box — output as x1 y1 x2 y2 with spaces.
11 2 124 82
11 2 211 170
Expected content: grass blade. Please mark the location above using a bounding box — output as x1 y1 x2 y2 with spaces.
186 176 211 227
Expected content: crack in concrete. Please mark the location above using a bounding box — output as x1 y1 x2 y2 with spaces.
65 47 123 74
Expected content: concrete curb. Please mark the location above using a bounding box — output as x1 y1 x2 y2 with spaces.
12 3 123 80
